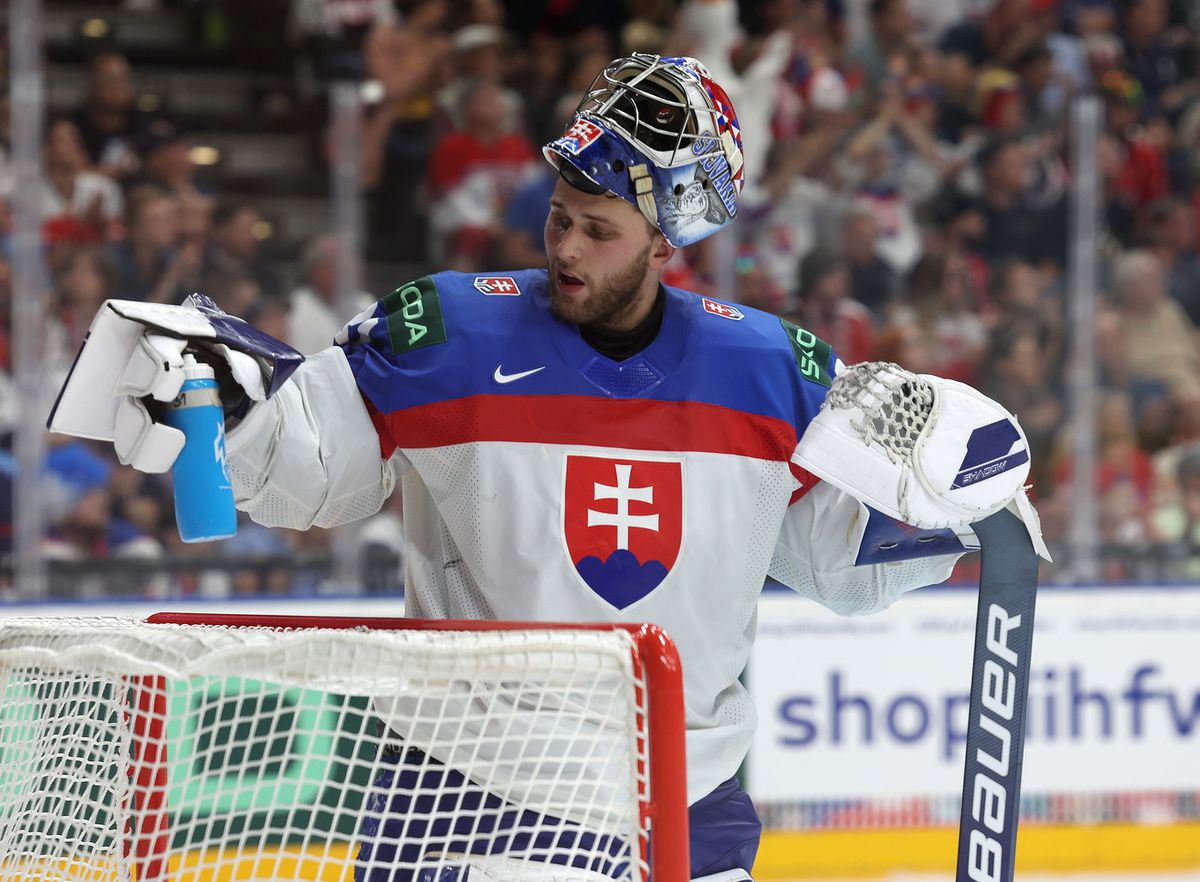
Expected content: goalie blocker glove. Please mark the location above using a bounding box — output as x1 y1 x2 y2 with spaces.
794 362 1050 560
47 294 304 473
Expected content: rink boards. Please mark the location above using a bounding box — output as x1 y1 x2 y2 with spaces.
2 586 1197 878
749 585 1200 877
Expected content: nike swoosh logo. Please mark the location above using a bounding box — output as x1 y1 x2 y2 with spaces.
493 364 547 384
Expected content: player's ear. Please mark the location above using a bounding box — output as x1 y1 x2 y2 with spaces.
647 232 675 270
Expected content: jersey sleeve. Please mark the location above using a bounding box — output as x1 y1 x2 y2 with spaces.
767 481 963 615
224 273 463 530
335 274 473 461
771 346 967 612
225 347 398 530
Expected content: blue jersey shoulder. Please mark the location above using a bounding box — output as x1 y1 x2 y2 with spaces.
657 285 839 436
338 269 547 354
338 269 550 413
671 286 837 391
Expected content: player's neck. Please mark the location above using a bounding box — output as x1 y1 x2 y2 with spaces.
581 286 666 362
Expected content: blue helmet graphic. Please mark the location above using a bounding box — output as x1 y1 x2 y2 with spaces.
543 54 745 247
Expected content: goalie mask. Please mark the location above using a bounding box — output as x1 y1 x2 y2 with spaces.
543 54 745 247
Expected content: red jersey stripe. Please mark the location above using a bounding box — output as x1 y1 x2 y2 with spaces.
367 393 799 463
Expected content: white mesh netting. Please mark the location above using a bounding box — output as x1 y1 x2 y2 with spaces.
822 362 934 464
0 618 663 882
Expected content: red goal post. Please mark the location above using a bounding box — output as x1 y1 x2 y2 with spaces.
0 613 690 882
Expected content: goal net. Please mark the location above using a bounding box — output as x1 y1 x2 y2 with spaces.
0 614 688 882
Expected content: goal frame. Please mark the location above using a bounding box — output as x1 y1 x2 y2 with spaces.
134 612 690 882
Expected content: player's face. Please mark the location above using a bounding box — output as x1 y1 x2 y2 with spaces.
544 177 673 331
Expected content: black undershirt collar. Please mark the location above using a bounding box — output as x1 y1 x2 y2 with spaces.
579 286 666 362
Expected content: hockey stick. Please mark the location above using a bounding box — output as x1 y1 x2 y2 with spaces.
955 507 1040 882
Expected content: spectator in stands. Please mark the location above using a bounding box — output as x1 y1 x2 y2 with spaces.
0 90 11 201
1039 7 1099 116
677 0 793 205
41 440 162 566
111 185 199 303
40 117 123 245
107 465 171 565
359 5 447 262
846 0 913 97
787 248 875 364
731 244 786 315
980 323 1062 489
1101 70 1168 215
1113 249 1200 400
495 99 579 271
1095 390 1156 508
131 119 207 202
1151 443 1200 567
55 245 117 353
933 37 980 144
286 233 373 355
754 57 861 296
1052 391 1157 572
973 67 1027 135
71 51 157 183
1120 0 1185 117
1013 38 1059 131
937 0 1036 70
1146 394 1200 556
891 249 986 383
873 315 937 373
200 270 263 318
1083 30 1125 84
987 256 1051 324
839 68 958 225
840 204 901 316
437 24 524 134
287 0 399 86
426 80 540 269
1145 195 1200 325
509 30 568 147
497 166 554 270
1094 305 1172 451
972 133 1067 268
202 200 283 302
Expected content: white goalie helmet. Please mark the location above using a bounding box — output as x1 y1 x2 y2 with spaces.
543 54 746 247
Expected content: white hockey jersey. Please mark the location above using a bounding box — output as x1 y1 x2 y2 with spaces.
225 269 963 805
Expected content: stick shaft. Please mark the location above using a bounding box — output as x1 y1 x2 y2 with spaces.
956 508 1040 882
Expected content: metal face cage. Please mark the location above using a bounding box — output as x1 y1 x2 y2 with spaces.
575 55 724 169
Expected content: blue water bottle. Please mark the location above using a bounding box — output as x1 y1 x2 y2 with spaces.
164 353 237 542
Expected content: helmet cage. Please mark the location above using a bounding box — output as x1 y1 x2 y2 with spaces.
544 54 745 247
577 55 738 173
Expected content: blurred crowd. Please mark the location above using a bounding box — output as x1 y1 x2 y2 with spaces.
3 0 1200 594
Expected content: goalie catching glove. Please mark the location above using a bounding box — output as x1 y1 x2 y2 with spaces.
47 294 304 473
794 361 1050 560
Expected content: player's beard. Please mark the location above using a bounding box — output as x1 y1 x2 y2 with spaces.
548 242 653 328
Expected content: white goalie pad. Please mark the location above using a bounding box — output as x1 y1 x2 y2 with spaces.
794 362 1050 559
49 301 243 436
47 299 293 473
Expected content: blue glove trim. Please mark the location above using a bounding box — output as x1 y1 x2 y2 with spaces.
855 505 969 566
